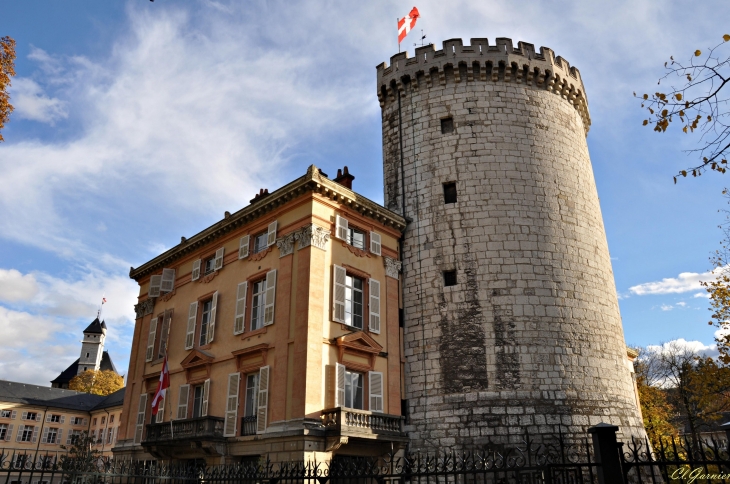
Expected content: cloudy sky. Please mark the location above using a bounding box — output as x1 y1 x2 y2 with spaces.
1 0 729 385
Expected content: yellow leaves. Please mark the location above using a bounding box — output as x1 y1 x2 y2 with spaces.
681 170 688 177
708 115 712 122
724 34 730 42
683 126 688 133
643 94 649 100
0 36 17 143
643 120 649 126
679 110 685 117
661 109 668 117
695 49 702 56
675 93 683 101
68 369 123 396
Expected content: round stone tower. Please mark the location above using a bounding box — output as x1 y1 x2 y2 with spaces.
376 38 645 448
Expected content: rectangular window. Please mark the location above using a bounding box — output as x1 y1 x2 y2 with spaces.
107 428 114 444
50 414 60 423
253 232 268 254
344 371 364 410
345 275 364 329
1 410 11 418
14 455 27 468
101 416 106 425
193 385 204 418
0 424 6 440
443 182 457 204
71 417 84 425
25 412 37 421
204 256 215 275
251 280 266 331
92 418 97 426
348 228 366 250
441 117 454 134
46 428 58 444
110 415 114 423
244 374 259 417
199 299 213 346
20 426 34 442
444 270 457 287
67 430 81 445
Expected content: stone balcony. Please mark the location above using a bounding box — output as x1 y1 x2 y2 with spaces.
143 416 225 457
321 407 406 440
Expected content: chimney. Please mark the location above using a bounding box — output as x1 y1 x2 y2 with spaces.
250 188 270 204
333 166 355 190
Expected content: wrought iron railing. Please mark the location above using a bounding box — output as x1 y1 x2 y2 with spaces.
321 407 404 436
144 416 225 443
240 415 257 436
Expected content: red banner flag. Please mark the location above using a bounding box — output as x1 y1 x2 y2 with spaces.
398 7 420 44
151 355 169 415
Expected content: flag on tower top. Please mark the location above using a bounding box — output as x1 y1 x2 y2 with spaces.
151 354 169 415
398 7 420 44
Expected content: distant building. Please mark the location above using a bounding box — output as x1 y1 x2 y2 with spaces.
51 318 120 389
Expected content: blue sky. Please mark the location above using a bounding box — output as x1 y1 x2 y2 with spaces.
1 0 729 385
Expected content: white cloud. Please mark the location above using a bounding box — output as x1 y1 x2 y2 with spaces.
647 338 718 357
0 269 39 302
629 270 715 295
660 304 673 311
695 292 711 298
676 301 687 307
10 78 68 124
0 307 58 347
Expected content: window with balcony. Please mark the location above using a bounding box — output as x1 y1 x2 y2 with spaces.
192 385 204 418
344 370 364 410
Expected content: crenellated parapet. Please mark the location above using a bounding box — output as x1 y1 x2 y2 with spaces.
376 37 591 134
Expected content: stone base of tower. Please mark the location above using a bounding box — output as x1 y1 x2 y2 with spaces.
405 391 645 449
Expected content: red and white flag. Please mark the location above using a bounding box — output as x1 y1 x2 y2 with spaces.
151 355 169 415
398 7 420 44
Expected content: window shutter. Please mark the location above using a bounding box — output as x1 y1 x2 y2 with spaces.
155 394 165 423
369 232 382 255
35 413 41 421
266 221 278 247
207 291 218 343
234 282 248 334
335 363 346 408
60 416 65 424
214 247 225 271
45 413 51 423
5 424 12 441
333 265 347 323
134 394 147 444
66 431 72 445
57 429 63 445
369 371 384 412
148 275 162 298
335 215 349 241
369 279 381 334
32 426 38 443
191 259 201 281
257 366 270 433
185 302 198 350
99 429 105 443
223 373 240 437
21 412 27 420
10 410 15 419
158 309 173 359
239 235 250 259
263 270 277 326
201 379 211 417
82 418 88 426
160 268 176 293
176 385 190 419
146 317 158 362
15 425 23 442
41 427 49 443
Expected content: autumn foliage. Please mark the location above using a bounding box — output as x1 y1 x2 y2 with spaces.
0 36 16 142
69 369 123 396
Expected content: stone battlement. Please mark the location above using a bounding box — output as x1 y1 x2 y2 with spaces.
376 38 590 134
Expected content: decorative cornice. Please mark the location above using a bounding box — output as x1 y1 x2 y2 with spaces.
134 299 155 320
276 233 296 258
129 165 406 280
295 223 330 251
384 257 402 279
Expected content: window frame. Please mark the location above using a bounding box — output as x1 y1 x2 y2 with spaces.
344 274 365 330
250 279 267 332
253 232 268 254
347 227 366 250
20 425 34 442
192 384 204 418
199 299 214 347
244 373 259 418
0 424 6 440
443 181 457 204
0 410 11 418
344 369 364 410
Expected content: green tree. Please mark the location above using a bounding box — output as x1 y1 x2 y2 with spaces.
0 36 16 142
636 34 730 181
69 369 123 396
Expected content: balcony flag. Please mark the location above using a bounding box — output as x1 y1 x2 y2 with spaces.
398 7 420 44
151 354 169 415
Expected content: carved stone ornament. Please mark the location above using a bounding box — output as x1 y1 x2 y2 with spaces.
158 290 176 302
134 298 156 319
294 223 330 251
250 246 272 262
342 242 370 258
384 257 402 279
276 233 296 258
200 271 219 284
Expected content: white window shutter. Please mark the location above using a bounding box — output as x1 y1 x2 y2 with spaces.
223 373 240 437
234 282 248 334
185 302 198 350
10 411 15 420
266 220 278 247
335 215 349 241
263 270 277 326
57 429 63 445
333 265 347 323
239 235 250 259
155 394 165 423
66 431 72 445
335 363 346 408
45 413 51 423
4 424 11 441
15 424 23 442
41 427 49 443
201 379 210 417
158 310 172 359
207 291 218 343
82 418 88 426
257 366 270 433
35 413 41 421
60 416 65 424
21 412 27 420
176 385 190 419
369 279 381 334
146 317 158 362
148 275 162 298
32 426 38 443
214 247 225 271
191 259 201 281
369 371 384 412
369 232 382 255
134 394 147 444
160 268 176 293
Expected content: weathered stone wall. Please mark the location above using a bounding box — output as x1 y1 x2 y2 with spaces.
377 38 646 448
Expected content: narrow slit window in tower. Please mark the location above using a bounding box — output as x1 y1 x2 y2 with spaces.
443 182 457 204
443 270 457 287
441 117 453 134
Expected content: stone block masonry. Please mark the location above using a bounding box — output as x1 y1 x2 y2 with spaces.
377 37 646 448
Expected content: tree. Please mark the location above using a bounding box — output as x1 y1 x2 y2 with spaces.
0 36 16 142
702 190 730 363
69 369 123 396
636 34 730 181
633 347 679 448
59 431 103 470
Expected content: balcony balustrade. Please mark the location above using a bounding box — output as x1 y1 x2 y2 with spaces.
240 415 257 436
321 407 405 438
144 416 224 444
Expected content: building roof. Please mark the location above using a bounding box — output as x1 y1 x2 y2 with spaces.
0 380 106 411
50 351 118 386
129 164 407 280
83 318 107 334
91 387 125 411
